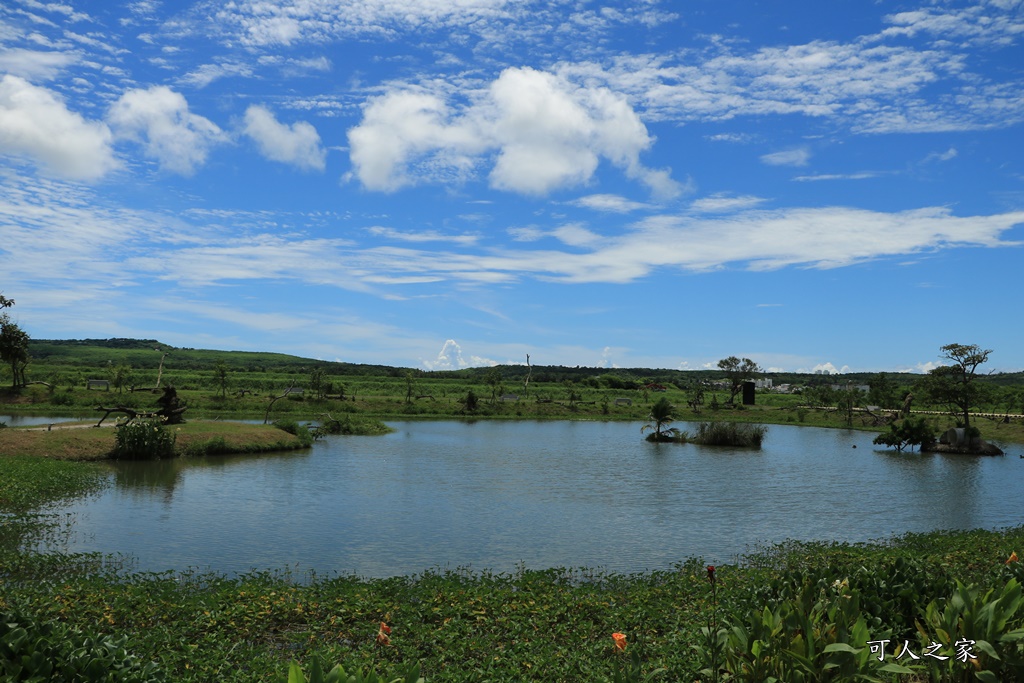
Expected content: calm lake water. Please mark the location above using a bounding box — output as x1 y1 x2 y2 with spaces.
34 420 1024 579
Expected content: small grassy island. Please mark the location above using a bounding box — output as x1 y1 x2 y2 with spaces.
2 339 1024 681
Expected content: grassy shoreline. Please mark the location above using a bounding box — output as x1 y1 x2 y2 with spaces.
5 385 1024 447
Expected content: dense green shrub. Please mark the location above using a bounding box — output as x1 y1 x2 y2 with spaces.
311 415 392 437
50 391 75 406
272 418 314 446
873 417 935 452
111 420 176 460
693 422 767 447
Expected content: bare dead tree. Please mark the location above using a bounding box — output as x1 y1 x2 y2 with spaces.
154 348 169 389
264 388 290 424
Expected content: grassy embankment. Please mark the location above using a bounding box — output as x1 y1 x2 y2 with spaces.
0 420 311 461
2 453 1023 682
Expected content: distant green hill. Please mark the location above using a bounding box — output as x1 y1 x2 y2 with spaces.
24 338 1024 388
27 339 403 376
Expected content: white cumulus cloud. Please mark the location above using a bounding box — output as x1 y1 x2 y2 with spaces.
108 86 225 175
347 67 680 197
0 75 116 180
242 105 326 171
422 339 497 370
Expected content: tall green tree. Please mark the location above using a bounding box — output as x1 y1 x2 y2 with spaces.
107 362 134 394
920 343 992 430
717 356 760 404
0 300 29 389
836 384 864 427
867 372 900 409
309 366 326 400
486 368 502 404
404 369 415 404
215 361 231 398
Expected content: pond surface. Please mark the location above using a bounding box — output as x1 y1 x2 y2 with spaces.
1 414 89 427
40 420 1024 579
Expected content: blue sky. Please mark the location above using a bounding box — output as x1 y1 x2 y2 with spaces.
1 0 1022 373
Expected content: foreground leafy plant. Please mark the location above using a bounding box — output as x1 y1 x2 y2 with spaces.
0 608 164 682
287 658 423 683
697 580 916 682
915 578 1024 682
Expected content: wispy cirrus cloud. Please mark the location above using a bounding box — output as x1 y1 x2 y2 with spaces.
554 0 1024 134
179 61 254 88
0 47 78 80
689 194 768 213
187 0 675 50
880 2 1024 47
112 206 1024 288
793 172 882 182
366 226 479 245
761 148 811 167
569 193 656 213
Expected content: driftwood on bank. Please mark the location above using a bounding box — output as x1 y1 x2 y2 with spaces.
94 386 187 427
93 406 157 427
860 406 899 427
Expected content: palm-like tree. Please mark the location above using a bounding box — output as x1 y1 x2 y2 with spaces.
641 397 679 441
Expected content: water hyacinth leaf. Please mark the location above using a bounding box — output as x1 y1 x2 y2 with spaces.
973 639 999 660
879 662 916 674
307 656 326 683
288 661 308 683
822 642 858 654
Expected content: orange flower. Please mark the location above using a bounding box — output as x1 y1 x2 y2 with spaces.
612 632 627 651
1007 551 1019 564
376 622 391 646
